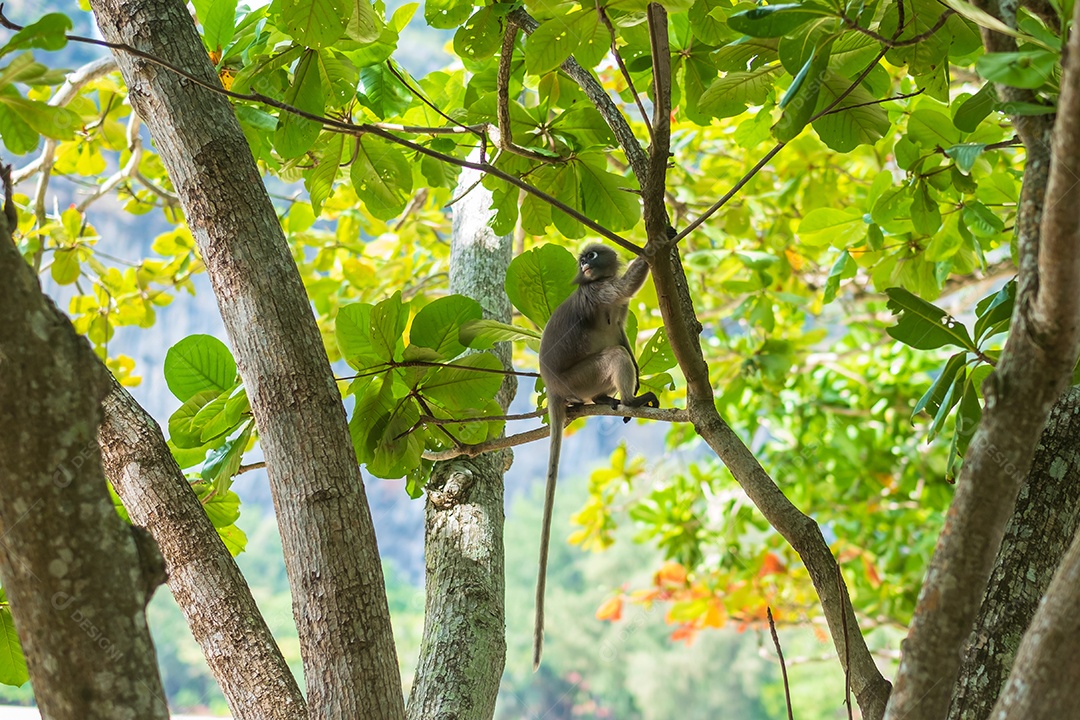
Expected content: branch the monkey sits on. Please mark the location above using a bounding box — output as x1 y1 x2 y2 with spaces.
533 243 659 669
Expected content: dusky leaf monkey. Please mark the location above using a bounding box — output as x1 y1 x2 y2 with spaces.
534 243 659 669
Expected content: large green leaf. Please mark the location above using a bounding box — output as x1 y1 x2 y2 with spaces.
281 0 350 48
885 288 976 351
525 10 606 75
576 155 641 232
168 389 226 449
726 3 831 37
273 50 325 158
908 109 963 149
350 135 413 220
0 13 71 56
460 319 542 349
192 0 238 50
370 291 408 362
420 353 505 412
977 50 1059 90
336 302 382 368
506 244 577 328
699 65 781 119
164 335 238 403
410 295 483 359
304 131 344 216
637 328 677 376
0 94 78 141
797 208 865 248
201 423 253 492
810 72 890 152
425 0 473 30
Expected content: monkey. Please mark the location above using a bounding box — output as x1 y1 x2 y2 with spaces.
533 243 659 670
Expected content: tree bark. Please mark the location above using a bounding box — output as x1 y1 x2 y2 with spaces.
86 0 405 716
406 161 512 719
988 521 1080 719
948 388 1080 720
99 378 308 720
886 0 1080 716
0 172 169 720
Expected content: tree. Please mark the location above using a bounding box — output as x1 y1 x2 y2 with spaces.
2 0 1080 718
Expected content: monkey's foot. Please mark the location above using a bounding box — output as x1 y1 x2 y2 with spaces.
592 394 621 411
622 391 660 423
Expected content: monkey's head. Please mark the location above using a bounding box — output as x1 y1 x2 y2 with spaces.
574 244 619 284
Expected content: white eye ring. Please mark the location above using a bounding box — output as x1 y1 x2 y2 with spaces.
586 251 598 260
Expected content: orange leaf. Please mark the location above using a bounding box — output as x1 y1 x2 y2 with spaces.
654 561 688 587
784 247 804 270
670 624 697 645
703 600 727 629
862 554 882 589
596 596 623 622
758 552 786 577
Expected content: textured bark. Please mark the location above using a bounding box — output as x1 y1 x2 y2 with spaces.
99 378 308 720
989 520 1080 719
86 1 405 716
0 183 168 719
886 2 1080 718
948 388 1080 720
406 162 512 719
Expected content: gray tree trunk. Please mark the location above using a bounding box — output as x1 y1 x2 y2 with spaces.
99 378 308 720
86 0 405 716
948 387 1080 720
406 163 513 719
0 177 168 720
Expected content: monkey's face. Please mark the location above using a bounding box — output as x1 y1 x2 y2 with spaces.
574 244 619 284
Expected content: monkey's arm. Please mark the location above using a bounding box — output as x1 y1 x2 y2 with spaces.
593 256 650 305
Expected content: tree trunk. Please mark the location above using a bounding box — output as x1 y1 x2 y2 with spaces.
99 378 308 720
948 388 1080 719
406 162 512 719
86 1 405 716
0 172 169 720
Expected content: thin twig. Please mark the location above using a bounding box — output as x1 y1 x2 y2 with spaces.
767 608 795 720
598 6 653 143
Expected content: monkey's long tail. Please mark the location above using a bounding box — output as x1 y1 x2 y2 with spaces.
534 400 565 671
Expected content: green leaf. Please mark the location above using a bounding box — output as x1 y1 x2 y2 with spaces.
974 280 1015 341
810 71 890 152
637 328 677 376
420 352 505 411
777 44 825 142
797 208 865 247
454 7 503 62
345 0 380 44
168 390 224 448
908 109 962 149
425 0 473 30
192 0 238 50
274 50 325 158
217 524 248 556
0 13 71 56
0 94 79 141
576 155 640 232
460 319 542 349
525 10 604 76
0 607 27 687
281 0 350 48
349 135 413 220
410 295 483 359
927 365 965 442
304 131 344 216
953 83 995 133
0 103 37 155
50 248 80 285
700 66 781 119
201 423 253 492
726 3 831 37
913 352 966 418
506 244 577 327
370 291 408 362
953 376 983 458
976 50 1059 90
164 335 238 403
337 302 382 367
823 250 856 304
962 201 1005 237
945 143 987 173
885 287 976 351
911 182 942 236
203 490 242 528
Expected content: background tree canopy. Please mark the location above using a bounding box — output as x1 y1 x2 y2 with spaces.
1 0 1079 718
